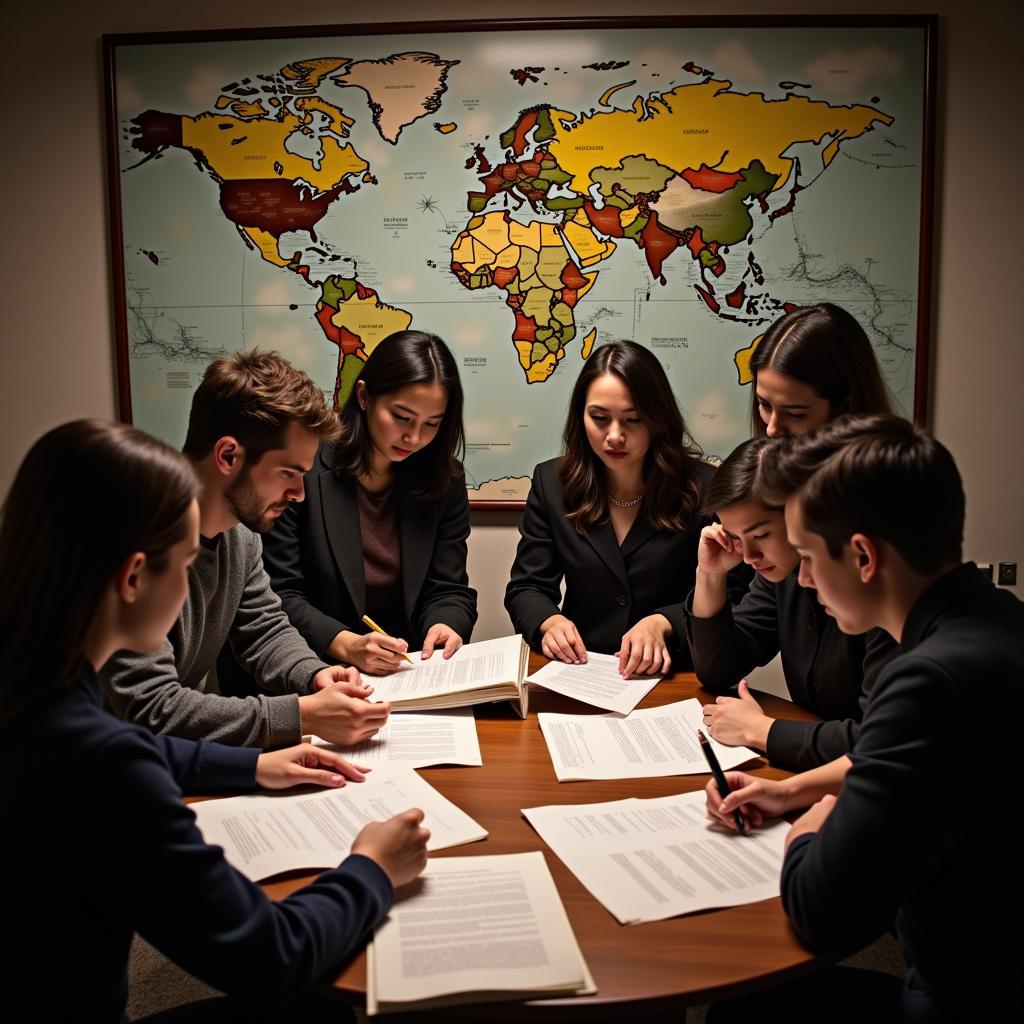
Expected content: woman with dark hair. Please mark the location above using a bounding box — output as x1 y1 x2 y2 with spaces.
749 303 893 437
0 419 428 1022
263 330 477 675
686 437 896 771
505 341 743 679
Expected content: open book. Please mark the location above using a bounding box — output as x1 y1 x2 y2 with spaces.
364 635 530 717
367 851 595 1015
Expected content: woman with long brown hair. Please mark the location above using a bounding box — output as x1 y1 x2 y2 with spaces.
505 341 744 679
0 419 427 1022
262 330 477 676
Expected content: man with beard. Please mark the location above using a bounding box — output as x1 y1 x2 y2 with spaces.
103 350 390 750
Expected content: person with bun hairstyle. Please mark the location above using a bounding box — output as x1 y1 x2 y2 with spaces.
261 330 477 676
0 420 429 1022
505 341 746 679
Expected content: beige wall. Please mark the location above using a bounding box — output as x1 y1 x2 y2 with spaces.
4 1 1022 639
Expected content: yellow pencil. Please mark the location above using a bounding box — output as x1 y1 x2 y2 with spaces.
360 614 415 665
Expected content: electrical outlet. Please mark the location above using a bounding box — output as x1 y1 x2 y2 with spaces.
977 562 993 581
997 562 1017 587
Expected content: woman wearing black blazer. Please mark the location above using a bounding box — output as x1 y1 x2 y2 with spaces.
263 331 477 675
505 341 743 679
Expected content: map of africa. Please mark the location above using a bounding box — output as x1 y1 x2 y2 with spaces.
111 22 928 501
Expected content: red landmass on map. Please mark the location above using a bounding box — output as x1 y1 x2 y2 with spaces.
219 180 343 239
560 260 588 291
681 164 745 194
694 283 720 313
508 111 538 158
129 110 184 156
583 201 625 237
513 311 538 342
493 266 519 289
638 213 681 284
726 282 747 309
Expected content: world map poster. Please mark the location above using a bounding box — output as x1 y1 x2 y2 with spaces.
106 18 933 504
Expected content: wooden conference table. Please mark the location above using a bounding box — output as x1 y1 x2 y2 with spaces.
262 655 826 1020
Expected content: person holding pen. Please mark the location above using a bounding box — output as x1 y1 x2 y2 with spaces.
261 330 477 676
0 419 429 1022
505 341 747 679
687 438 897 770
704 415 1022 1022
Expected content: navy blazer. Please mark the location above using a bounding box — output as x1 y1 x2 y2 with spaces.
504 457 747 662
262 447 477 656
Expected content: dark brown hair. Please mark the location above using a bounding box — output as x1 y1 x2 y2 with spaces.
704 437 779 516
750 303 893 435
333 330 465 500
754 413 964 575
0 420 198 731
559 341 702 533
183 349 339 463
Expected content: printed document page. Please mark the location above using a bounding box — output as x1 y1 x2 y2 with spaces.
367 851 595 1015
526 651 661 713
365 635 524 706
193 765 486 881
539 699 758 781
522 790 787 924
312 708 482 769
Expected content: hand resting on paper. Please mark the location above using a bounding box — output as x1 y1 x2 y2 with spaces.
352 808 431 889
255 743 371 790
616 613 672 679
702 680 773 750
539 614 587 665
420 622 463 660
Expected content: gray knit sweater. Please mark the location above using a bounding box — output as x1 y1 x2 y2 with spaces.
102 525 327 749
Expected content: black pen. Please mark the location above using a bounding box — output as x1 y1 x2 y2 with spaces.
698 729 747 836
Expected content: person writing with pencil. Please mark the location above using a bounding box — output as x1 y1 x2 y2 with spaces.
260 330 477 676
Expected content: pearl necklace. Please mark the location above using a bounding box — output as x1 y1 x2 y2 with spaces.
608 493 644 509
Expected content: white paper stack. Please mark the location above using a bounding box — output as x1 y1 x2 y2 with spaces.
367 851 595 1015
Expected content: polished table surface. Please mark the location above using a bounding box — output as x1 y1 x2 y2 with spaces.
263 656 826 1020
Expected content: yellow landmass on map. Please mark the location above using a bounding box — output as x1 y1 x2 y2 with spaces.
581 327 597 359
332 52 459 144
295 97 355 138
280 58 350 90
548 79 893 195
562 216 617 267
180 111 367 188
241 227 288 267
434 122 457 134
598 81 637 107
328 294 413 355
450 210 598 383
734 334 764 385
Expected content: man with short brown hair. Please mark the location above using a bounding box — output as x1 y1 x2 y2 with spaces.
104 350 390 750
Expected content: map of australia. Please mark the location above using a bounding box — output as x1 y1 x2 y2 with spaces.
114 26 926 498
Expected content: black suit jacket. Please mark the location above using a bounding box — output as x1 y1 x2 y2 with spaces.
504 458 747 662
782 564 1023 1018
261 447 477 657
684 571 898 770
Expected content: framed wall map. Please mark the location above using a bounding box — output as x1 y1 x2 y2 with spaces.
105 16 936 507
